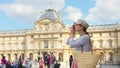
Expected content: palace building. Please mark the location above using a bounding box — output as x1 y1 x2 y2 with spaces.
0 9 120 64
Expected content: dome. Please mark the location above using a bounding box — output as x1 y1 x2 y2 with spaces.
39 9 58 20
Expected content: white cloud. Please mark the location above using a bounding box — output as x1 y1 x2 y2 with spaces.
87 0 120 23
0 0 65 23
64 6 83 21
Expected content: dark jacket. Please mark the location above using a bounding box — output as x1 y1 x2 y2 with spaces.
54 63 60 68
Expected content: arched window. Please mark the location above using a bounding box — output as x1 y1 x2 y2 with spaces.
58 53 63 61
14 53 17 61
109 52 113 61
1 54 4 58
29 53 33 60
109 39 112 48
8 54 11 61
21 53 24 60
100 52 104 62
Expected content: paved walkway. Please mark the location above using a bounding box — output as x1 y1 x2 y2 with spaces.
27 61 120 68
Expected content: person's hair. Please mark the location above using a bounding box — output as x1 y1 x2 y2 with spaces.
70 55 73 59
83 25 93 53
3 56 5 59
40 57 42 59
82 25 89 36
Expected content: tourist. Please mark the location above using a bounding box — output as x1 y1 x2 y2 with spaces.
50 53 56 68
44 54 48 68
39 57 44 68
18 56 23 68
54 60 60 68
1 56 7 68
26 58 31 68
69 55 73 68
47 54 50 68
67 18 91 68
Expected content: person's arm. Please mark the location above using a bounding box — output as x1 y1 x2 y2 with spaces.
67 36 87 48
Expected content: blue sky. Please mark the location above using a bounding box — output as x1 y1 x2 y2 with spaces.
0 0 120 30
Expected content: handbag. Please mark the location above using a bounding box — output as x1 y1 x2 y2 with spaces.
73 37 102 68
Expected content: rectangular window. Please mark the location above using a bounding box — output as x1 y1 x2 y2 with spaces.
109 40 112 48
44 41 49 48
60 34 62 37
100 33 102 37
31 35 34 38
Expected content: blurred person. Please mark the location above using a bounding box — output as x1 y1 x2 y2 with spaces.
1 56 7 68
54 60 60 68
47 54 50 68
50 53 56 68
67 19 91 68
39 57 44 68
69 55 73 68
26 58 31 68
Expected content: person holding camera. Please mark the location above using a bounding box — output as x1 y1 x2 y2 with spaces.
67 18 91 68
67 18 91 52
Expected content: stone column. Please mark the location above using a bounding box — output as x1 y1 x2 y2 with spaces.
56 51 58 60
33 52 38 61
49 40 50 49
24 51 27 61
4 53 8 61
34 41 38 49
41 41 44 49
11 52 14 61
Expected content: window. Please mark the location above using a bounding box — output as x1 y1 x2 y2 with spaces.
60 34 62 37
109 40 112 48
31 35 34 38
21 54 24 60
44 41 49 48
109 52 113 61
15 54 17 60
100 33 102 36
59 53 63 61
8 54 11 61
100 40 103 48
29 53 33 60
109 32 112 36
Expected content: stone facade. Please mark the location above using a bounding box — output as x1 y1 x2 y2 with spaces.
0 9 120 64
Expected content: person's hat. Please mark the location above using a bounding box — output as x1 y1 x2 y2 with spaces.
74 19 89 29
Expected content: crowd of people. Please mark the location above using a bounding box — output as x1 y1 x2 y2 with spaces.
0 55 25 68
40 53 60 68
0 53 60 68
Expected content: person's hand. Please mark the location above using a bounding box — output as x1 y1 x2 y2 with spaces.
70 25 75 38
